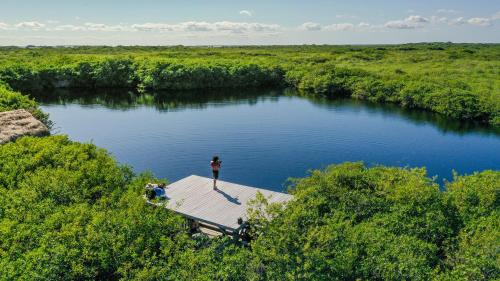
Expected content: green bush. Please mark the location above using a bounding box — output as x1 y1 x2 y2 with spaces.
435 211 499 281
249 163 459 280
0 137 498 280
432 89 487 121
0 136 192 280
0 44 497 124
0 83 49 125
137 62 284 90
445 170 499 224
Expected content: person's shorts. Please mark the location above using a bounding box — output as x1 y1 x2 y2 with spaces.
212 170 219 179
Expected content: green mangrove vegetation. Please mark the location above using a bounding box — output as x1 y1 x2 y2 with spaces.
0 136 498 280
0 83 48 124
0 43 499 125
0 44 498 280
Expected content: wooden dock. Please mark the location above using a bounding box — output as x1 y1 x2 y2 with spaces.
147 175 293 237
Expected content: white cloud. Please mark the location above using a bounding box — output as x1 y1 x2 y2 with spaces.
430 16 449 24
300 22 322 31
1 19 373 34
131 23 175 32
300 21 380 32
15 21 46 30
50 23 129 32
214 21 280 33
52 24 87 31
384 15 429 29
131 21 279 33
84 23 129 31
214 21 244 32
358 22 371 28
180 21 213 31
239 10 252 17
448 13 498 27
0 23 11 30
467 17 492 27
406 15 429 23
384 20 415 29
324 23 354 31
358 22 386 32
4 10 497 38
448 17 467 26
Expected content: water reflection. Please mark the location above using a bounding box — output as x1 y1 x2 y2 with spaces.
302 94 500 137
35 87 500 190
33 88 500 137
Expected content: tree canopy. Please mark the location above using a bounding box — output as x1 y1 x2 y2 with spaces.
0 136 498 280
0 44 498 125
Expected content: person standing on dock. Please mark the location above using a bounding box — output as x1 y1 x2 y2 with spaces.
211 156 221 190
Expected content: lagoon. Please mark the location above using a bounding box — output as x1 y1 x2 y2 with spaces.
38 89 500 191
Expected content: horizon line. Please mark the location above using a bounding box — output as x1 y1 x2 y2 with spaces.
1 42 500 48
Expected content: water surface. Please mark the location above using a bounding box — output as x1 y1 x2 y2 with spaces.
37 89 500 191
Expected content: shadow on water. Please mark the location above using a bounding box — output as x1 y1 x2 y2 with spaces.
33 87 500 137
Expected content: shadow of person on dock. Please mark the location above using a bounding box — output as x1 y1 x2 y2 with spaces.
215 189 241 205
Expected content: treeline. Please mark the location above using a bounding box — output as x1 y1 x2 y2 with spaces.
0 136 498 280
0 59 284 91
0 44 498 125
288 65 497 124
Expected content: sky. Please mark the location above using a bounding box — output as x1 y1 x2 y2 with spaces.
0 0 499 46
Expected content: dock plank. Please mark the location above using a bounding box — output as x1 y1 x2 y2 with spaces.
161 175 293 231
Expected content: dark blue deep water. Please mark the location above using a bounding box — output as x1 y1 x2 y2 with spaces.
38 89 500 191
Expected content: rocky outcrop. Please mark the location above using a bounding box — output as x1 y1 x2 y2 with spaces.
0 109 49 144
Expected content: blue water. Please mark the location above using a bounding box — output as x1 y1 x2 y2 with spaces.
38 89 500 191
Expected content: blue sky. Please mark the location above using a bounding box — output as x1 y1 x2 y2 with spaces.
0 0 499 45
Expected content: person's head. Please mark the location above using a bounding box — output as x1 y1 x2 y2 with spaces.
212 155 219 162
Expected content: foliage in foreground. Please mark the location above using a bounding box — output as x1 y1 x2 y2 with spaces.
0 136 498 280
249 163 499 280
0 43 498 125
0 83 48 125
0 136 193 280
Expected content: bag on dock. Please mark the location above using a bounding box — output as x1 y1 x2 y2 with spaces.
145 183 168 200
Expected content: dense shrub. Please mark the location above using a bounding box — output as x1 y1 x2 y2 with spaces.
437 172 500 280
431 89 487 121
249 163 459 280
435 211 499 281
445 171 499 225
0 44 498 279
0 137 498 280
0 44 498 124
0 136 193 280
92 58 138 88
0 83 49 125
137 62 284 90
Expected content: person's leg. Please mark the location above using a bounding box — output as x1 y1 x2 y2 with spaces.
213 171 218 189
